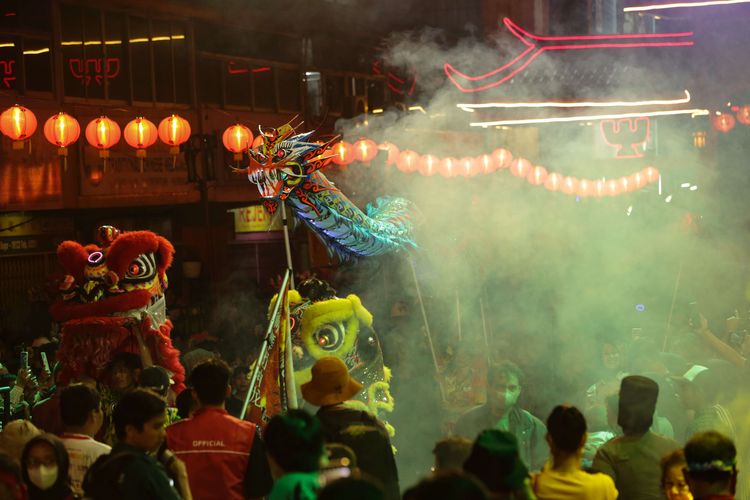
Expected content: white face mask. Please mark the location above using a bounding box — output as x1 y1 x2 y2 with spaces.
28 464 58 490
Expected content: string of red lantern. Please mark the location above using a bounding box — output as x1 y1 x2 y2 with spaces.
330 139 660 197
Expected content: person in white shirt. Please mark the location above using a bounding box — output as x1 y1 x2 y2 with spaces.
534 405 618 500
59 383 111 496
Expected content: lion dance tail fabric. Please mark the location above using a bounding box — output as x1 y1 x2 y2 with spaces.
49 226 185 393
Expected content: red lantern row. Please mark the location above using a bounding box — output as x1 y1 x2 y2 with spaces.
711 105 750 133
328 139 659 197
0 105 191 157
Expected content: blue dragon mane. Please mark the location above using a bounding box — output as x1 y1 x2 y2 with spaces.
245 122 416 259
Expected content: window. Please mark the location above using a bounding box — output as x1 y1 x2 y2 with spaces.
0 39 17 92
23 38 52 93
325 75 344 114
197 56 221 104
103 13 127 100
305 71 323 119
253 66 274 109
59 5 190 104
129 16 152 101
277 68 300 111
225 59 252 107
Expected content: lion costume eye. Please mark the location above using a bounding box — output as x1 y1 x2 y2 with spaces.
313 323 346 351
124 254 156 282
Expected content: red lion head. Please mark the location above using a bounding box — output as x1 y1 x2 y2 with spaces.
50 226 185 392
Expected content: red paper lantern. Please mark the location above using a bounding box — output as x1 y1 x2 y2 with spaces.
158 114 191 154
606 179 620 197
492 148 512 169
331 141 355 165
643 166 659 184
576 179 593 197
527 166 548 186
510 158 531 178
593 179 606 198
560 176 578 195
544 172 562 191
124 117 158 158
380 142 400 166
457 157 478 177
85 116 121 158
736 106 750 126
477 154 495 175
618 176 632 193
397 150 420 173
222 124 253 161
439 157 458 177
0 105 37 148
43 112 80 155
418 154 439 176
353 139 378 163
712 113 735 133
629 171 647 191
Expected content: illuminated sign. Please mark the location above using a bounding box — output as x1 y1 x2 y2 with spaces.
456 90 691 112
624 0 750 11
0 59 15 88
68 57 121 86
233 204 281 233
600 117 650 159
469 108 709 127
227 61 271 75
445 18 693 92
372 60 417 96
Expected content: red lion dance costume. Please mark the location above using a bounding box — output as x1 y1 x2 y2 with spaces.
50 226 185 393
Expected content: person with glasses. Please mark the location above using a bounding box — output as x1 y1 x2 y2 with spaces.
20 434 74 500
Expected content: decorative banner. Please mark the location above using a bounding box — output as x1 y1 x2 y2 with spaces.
330 139 660 197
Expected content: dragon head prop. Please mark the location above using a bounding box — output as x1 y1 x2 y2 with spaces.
245 118 337 200
50 226 185 392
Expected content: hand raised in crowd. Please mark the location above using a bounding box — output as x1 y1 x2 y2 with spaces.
167 455 193 500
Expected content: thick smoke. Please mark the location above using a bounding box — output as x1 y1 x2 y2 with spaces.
326 10 750 484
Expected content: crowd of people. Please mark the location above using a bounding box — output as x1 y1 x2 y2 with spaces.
0 293 747 499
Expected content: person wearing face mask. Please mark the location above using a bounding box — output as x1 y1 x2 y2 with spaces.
455 361 548 471
20 434 73 500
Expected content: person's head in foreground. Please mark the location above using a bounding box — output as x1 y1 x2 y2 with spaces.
21 434 72 498
683 431 737 499
264 409 325 479
546 405 587 459
113 388 168 453
0 452 28 500
463 429 530 499
432 436 473 473
618 375 659 436
301 356 362 407
404 471 488 500
661 449 693 500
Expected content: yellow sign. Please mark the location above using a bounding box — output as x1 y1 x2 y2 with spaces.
0 213 74 236
233 205 281 233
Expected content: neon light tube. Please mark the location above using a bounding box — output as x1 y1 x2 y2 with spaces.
470 108 709 127
445 18 693 93
458 90 691 112
625 0 750 11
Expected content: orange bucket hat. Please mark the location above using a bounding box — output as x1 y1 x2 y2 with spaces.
301 357 363 407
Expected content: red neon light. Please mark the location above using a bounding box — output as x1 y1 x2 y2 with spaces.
0 59 15 88
445 18 694 93
68 57 120 85
227 62 271 74
600 117 651 159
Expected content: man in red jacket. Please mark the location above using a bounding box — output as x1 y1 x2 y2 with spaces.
166 360 272 500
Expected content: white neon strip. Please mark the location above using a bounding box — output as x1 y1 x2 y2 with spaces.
658 175 662 195
625 0 750 12
23 48 49 55
471 108 709 127
458 90 690 112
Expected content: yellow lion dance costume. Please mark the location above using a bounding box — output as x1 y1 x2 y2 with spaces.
274 278 395 433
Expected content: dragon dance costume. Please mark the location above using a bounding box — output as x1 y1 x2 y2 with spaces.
50 226 185 393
